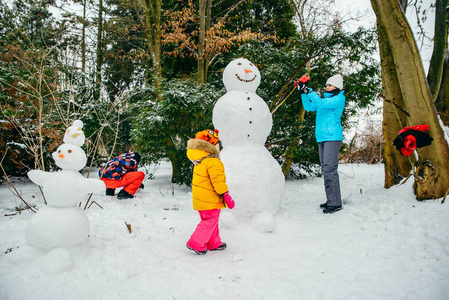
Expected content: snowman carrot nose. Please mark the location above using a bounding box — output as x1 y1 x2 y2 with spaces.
59 153 65 158
244 69 253 73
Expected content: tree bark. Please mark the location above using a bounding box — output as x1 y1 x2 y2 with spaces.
197 0 207 83
427 0 449 102
377 22 413 188
437 51 449 125
95 0 103 100
82 0 87 75
371 0 449 200
137 0 163 101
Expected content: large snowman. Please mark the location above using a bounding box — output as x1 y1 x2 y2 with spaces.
26 120 105 249
213 58 285 231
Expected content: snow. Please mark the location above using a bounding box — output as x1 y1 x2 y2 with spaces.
1 162 448 300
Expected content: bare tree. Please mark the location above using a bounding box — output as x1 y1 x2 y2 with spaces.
371 0 449 200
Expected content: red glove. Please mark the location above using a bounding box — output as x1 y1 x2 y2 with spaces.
223 191 235 209
400 135 417 156
294 74 310 88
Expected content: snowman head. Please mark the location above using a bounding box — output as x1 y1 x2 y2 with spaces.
52 143 87 171
63 120 85 147
223 58 261 93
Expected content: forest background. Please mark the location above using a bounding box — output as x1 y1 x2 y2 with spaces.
0 0 447 199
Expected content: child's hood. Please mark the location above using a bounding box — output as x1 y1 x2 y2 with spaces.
186 139 220 161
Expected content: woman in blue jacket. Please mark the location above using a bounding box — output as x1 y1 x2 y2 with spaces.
296 74 345 214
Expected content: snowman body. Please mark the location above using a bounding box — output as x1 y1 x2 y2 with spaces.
26 121 105 250
213 58 284 222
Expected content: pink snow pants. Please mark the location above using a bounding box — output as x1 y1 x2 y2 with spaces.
187 209 222 252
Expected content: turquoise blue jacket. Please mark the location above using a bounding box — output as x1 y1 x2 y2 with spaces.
301 89 345 143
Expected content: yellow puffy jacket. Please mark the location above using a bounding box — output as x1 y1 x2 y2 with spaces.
187 139 228 211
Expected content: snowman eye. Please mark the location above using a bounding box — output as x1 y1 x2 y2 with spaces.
58 150 61 153
238 63 242 65
68 150 72 153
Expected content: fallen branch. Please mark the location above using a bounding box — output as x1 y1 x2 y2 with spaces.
441 187 449 204
400 173 413 185
88 201 103 209
84 193 94 210
125 222 132 234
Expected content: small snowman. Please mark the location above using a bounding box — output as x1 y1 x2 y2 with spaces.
212 58 285 232
26 120 105 249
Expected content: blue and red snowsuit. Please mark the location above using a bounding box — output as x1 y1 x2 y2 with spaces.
99 151 144 195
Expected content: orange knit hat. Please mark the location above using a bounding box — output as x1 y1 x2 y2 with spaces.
195 129 220 145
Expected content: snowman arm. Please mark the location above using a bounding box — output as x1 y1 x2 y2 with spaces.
81 178 106 194
27 170 50 186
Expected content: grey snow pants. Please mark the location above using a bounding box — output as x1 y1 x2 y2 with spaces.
318 140 342 207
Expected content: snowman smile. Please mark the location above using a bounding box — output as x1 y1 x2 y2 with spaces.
235 74 257 83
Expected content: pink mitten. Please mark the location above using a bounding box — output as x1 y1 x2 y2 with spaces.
223 191 235 209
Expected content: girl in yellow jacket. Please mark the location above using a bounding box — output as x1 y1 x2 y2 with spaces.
186 129 235 255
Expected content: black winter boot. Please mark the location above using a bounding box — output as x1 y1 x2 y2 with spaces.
117 189 135 200
319 202 328 208
186 244 207 255
210 243 227 251
106 188 115 196
323 206 342 214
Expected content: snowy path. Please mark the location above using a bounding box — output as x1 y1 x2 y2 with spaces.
0 163 448 300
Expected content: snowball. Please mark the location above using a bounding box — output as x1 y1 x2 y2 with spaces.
25 206 90 250
219 211 239 230
220 144 284 218
52 144 87 171
251 211 276 233
72 120 83 129
63 120 85 146
222 58 261 93
213 91 272 146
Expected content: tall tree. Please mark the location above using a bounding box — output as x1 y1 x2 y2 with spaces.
377 5 413 188
162 0 271 83
95 0 104 100
427 0 449 102
437 51 449 124
133 0 163 99
371 0 449 200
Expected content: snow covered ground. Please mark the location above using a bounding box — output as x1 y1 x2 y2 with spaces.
0 162 448 300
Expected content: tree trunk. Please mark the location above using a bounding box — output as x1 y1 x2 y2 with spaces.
197 0 207 83
377 22 413 187
82 0 86 75
437 51 449 125
165 137 181 183
371 0 449 200
137 0 163 101
427 0 449 101
95 0 103 99
281 106 305 176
